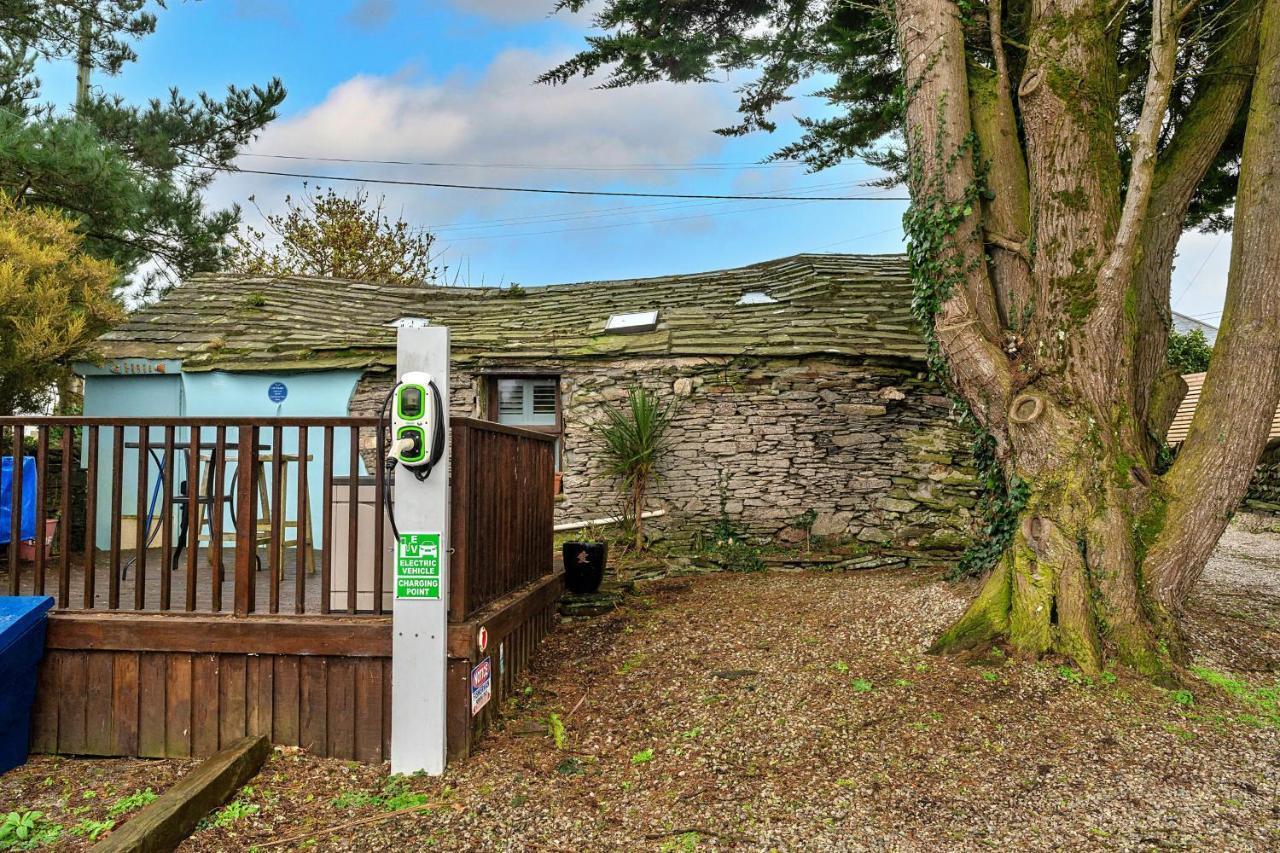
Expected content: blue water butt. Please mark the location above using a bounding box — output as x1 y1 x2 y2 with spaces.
0 596 54 774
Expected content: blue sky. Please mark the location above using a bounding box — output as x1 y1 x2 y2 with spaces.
44 0 1227 325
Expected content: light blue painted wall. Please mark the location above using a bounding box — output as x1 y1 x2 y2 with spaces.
83 370 365 550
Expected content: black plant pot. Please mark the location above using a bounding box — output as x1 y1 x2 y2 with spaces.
562 541 608 594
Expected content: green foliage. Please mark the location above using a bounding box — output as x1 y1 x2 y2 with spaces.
1166 328 1213 373
0 0 284 291
0 192 123 413
227 187 441 286
1191 667 1280 725
630 748 655 764
949 423 1030 580
0 811 59 850
331 776 429 812
210 799 258 828
68 819 114 842
594 386 677 550
1170 689 1195 707
660 831 700 852
849 678 874 693
831 661 850 674
106 788 156 818
548 712 567 749
1057 666 1085 685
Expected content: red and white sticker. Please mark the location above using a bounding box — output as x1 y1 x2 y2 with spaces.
477 626 489 653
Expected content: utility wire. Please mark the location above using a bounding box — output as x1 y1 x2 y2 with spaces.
209 165 910 202
240 152 821 172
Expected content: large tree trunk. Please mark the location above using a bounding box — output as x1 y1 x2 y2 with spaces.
898 0 1280 675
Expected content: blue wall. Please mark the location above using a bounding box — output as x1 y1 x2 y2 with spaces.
82 369 365 550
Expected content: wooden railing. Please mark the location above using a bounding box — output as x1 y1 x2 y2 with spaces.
1 416 555 620
448 418 556 622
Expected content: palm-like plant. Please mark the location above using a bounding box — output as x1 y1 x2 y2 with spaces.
594 387 677 550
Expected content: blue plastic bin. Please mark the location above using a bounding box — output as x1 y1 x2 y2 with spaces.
0 596 54 774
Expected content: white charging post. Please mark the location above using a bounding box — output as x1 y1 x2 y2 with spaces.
390 322 450 775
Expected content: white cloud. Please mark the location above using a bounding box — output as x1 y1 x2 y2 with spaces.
210 48 751 269
447 0 571 24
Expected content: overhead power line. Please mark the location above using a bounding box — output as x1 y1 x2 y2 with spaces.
240 152 821 172
210 165 910 202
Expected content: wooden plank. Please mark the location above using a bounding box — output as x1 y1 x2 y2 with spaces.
381 658 392 761
246 655 274 740
111 652 140 757
190 654 220 758
57 428 73 608
219 655 247 747
447 571 563 659
33 426 48 595
137 653 168 758
134 429 149 610
184 425 200 611
327 657 355 760
108 425 123 609
299 656 327 755
160 426 174 611
7 425 21 594
233 428 256 616
83 426 98 609
446 658 471 763
47 613 392 657
269 426 283 614
320 426 333 615
29 656 58 754
57 652 87 754
353 659 383 763
209 426 226 613
84 653 116 755
166 653 193 758
295 426 308 615
272 656 300 746
92 735 271 853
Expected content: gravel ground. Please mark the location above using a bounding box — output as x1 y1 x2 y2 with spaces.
4 526 1279 851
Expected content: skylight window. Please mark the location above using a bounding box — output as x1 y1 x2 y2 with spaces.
605 310 659 334
736 291 778 306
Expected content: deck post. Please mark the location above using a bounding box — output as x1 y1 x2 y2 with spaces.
390 323 451 775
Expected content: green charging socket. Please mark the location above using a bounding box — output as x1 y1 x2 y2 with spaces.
397 425 428 464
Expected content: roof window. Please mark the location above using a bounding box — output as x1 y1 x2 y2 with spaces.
605 310 659 334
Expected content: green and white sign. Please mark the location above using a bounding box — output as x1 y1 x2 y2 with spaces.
396 531 442 600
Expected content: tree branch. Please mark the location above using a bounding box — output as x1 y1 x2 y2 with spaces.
1097 0 1181 299
1146 0 1280 610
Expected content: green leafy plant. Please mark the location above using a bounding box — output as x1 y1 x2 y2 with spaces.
788 508 818 552
548 712 567 750
594 387 677 550
850 678 874 693
0 811 60 849
210 799 259 828
1171 689 1196 708
69 819 114 842
832 661 850 674
107 788 157 818
1057 666 1085 685
631 748 655 764
1167 328 1213 374
1191 667 1280 725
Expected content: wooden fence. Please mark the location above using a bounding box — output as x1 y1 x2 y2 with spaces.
0 415 560 762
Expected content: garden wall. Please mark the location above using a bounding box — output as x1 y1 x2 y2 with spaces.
350 356 980 556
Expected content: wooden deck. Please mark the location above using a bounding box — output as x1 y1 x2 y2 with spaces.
1 547 332 614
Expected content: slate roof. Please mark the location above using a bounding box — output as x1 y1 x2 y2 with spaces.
1167 372 1280 444
98 254 924 371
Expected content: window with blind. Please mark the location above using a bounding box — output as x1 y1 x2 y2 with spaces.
493 377 559 428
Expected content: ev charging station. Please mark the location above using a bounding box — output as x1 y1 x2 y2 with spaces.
388 321 451 775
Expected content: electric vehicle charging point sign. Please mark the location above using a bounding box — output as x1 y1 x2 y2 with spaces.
395 531 443 600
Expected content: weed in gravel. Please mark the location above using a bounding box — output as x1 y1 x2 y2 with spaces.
893 678 912 687
1191 667 1280 725
679 727 702 740
618 654 646 675
982 671 1000 683
548 712 568 749
0 811 61 850
832 661 850 674
1171 689 1196 708
1057 666 1085 685
659 831 700 851
332 776 429 811
68 819 114 842
209 799 259 828
106 788 157 818
631 748 655 764
850 678 874 693
1162 723 1197 743
1099 671 1118 685
556 758 585 776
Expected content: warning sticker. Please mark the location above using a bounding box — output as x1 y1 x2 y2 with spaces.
395 531 442 600
471 657 492 715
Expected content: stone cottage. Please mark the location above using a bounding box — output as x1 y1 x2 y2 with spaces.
87 253 981 554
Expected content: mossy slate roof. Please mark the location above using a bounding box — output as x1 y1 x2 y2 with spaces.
99 253 924 371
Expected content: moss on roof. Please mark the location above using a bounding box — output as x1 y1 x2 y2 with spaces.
99 253 923 371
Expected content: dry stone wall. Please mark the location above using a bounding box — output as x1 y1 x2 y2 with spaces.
350 355 980 554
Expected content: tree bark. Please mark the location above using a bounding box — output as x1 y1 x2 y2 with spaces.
1144 0 1280 612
